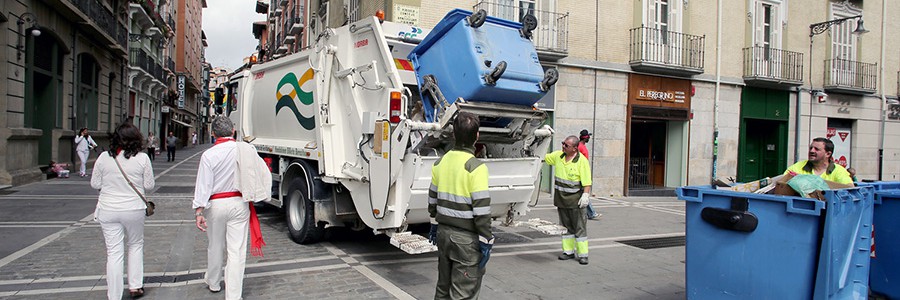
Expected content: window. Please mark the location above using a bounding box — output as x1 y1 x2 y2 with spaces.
754 0 782 50
644 0 681 35
829 2 862 86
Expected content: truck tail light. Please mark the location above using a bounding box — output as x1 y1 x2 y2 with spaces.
389 91 402 123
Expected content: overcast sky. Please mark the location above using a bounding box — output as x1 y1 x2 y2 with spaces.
202 0 264 71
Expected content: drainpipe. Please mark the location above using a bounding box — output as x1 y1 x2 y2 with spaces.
877 0 886 180
795 86 802 163
591 0 598 175
71 29 78 166
711 0 723 185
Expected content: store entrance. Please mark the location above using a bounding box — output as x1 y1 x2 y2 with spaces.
629 119 667 190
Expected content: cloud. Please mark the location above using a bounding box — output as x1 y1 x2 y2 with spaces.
203 0 265 70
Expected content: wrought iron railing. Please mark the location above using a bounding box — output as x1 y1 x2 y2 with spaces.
68 0 128 48
630 26 705 70
473 1 568 53
130 49 167 83
167 58 175 73
167 15 175 31
824 59 877 91
629 157 652 189
742 46 803 83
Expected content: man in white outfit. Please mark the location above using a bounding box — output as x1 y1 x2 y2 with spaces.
193 116 271 300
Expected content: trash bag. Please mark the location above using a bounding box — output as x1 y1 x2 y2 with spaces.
787 174 830 198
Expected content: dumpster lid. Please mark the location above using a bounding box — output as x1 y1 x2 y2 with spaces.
813 186 875 299
409 9 522 61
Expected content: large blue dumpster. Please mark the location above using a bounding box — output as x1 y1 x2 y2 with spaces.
677 185 874 299
408 9 548 122
859 181 900 299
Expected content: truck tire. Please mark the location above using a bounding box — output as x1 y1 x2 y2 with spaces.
285 178 324 244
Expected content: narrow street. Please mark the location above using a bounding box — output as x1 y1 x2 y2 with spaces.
0 144 686 299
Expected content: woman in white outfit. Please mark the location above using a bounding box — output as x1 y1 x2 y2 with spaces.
90 122 155 299
75 128 98 177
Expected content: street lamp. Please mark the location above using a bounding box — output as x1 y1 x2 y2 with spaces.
16 12 42 61
805 15 868 140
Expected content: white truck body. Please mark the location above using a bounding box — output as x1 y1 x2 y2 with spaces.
228 17 553 248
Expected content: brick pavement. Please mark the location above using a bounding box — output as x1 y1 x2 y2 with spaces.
0 143 691 299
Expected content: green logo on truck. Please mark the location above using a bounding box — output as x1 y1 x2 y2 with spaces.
275 69 316 130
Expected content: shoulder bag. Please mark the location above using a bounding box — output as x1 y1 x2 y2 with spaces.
112 154 155 216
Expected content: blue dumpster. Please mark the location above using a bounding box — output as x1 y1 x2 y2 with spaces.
408 9 548 122
677 185 874 299
859 182 900 299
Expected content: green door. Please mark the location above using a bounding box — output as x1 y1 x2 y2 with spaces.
738 87 789 182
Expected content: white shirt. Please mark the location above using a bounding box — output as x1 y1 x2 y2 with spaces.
193 141 240 209
75 135 97 152
91 151 155 211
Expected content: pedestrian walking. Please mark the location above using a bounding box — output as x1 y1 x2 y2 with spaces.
191 132 198 147
75 127 98 177
90 122 155 299
578 129 600 219
193 116 271 299
545 135 592 265
146 132 159 161
428 112 494 299
166 132 178 162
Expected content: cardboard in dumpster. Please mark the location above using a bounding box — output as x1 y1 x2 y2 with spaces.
771 173 854 200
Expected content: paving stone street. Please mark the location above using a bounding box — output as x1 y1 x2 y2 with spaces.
0 144 686 299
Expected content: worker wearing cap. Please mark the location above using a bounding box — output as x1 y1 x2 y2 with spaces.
429 111 494 299
545 135 592 265
578 129 599 219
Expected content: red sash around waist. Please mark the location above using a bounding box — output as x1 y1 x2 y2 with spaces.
208 191 266 257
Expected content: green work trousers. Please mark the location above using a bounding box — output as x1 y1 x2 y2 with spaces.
558 207 589 257
435 225 484 300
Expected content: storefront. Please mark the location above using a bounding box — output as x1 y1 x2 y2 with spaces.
626 74 690 194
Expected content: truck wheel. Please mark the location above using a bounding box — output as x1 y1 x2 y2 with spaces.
285 179 324 244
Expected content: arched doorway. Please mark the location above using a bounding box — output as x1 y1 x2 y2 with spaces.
25 27 67 164
76 54 100 130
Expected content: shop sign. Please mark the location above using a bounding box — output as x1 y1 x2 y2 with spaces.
161 106 170 113
636 89 686 103
827 127 851 168
393 4 420 25
177 75 186 109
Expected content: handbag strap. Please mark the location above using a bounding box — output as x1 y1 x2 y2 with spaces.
112 153 150 206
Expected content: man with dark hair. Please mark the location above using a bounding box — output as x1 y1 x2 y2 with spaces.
165 132 178 162
429 111 493 299
578 129 599 219
545 135 593 265
783 137 853 184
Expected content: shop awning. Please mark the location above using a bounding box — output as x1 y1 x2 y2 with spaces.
172 119 193 127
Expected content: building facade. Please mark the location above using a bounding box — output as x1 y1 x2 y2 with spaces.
249 0 899 196
1 0 131 186
167 0 206 147
128 0 174 141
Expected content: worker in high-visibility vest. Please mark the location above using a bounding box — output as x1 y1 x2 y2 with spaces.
545 135 592 265
428 111 494 299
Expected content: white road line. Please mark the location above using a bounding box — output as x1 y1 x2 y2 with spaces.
322 242 415 300
0 151 205 270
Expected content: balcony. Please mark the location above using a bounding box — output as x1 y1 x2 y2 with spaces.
473 1 568 61
284 35 296 44
742 46 803 88
53 0 128 53
289 17 304 35
129 49 167 84
823 59 877 95
629 26 705 77
256 1 269 14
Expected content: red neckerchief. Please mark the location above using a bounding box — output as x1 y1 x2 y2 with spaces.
215 137 235 145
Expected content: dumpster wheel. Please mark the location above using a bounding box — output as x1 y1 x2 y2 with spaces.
468 9 487 28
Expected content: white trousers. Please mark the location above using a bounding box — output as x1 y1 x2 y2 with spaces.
77 150 89 175
206 197 250 300
98 209 145 300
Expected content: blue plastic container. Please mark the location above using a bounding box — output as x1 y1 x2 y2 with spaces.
677 185 874 299
408 9 547 122
859 182 900 299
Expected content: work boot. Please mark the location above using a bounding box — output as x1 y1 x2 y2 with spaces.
558 253 575 260
578 257 589 265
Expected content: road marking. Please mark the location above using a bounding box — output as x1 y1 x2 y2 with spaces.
322 242 415 300
0 151 206 270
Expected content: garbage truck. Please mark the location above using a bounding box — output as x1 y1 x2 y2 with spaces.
226 9 559 253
